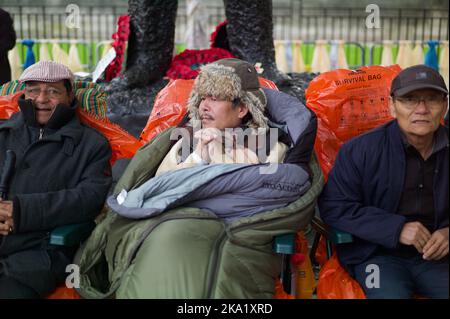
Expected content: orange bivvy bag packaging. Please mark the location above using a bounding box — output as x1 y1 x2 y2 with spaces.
306 65 401 180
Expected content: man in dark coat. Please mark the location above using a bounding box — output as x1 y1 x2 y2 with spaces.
0 8 16 85
319 65 449 299
0 61 112 298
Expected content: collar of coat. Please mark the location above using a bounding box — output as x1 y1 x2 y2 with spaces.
399 124 449 156
0 104 84 147
16 95 78 130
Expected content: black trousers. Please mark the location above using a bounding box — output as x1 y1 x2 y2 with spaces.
0 276 40 299
0 248 74 299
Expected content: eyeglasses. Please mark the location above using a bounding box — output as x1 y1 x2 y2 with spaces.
24 87 64 99
395 95 447 109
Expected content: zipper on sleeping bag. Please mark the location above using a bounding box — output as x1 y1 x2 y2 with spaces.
204 202 316 298
204 227 227 298
204 217 287 298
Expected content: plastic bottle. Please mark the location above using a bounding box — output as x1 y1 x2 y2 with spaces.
293 232 316 299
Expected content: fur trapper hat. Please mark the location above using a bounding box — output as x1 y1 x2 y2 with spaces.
188 58 268 129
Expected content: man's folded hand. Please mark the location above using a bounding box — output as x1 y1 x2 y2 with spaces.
423 227 449 260
0 199 14 236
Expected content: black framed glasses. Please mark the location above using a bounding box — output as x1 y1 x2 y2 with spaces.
395 95 447 109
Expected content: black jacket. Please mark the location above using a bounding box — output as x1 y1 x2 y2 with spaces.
0 8 16 85
0 98 112 256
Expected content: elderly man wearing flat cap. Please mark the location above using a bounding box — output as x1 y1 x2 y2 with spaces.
319 65 449 299
0 61 112 298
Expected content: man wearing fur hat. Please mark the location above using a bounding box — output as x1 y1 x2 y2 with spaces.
156 58 288 176
0 61 112 298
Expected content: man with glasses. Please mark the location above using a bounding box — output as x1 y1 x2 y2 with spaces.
319 65 449 299
0 61 112 298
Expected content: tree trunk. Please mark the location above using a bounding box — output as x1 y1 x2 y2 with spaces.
124 0 178 87
224 0 291 86
106 0 176 137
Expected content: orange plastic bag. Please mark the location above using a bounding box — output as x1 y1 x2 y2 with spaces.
46 286 82 299
305 65 401 180
140 79 194 143
0 92 143 166
273 279 295 299
77 109 143 165
0 91 21 118
140 77 278 143
314 235 330 267
316 253 366 299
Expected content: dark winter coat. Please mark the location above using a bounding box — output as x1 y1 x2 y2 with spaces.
319 120 449 275
0 97 112 296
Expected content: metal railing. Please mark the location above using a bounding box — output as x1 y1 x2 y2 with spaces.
2 1 448 43
2 5 126 41
290 6 449 43
15 39 93 70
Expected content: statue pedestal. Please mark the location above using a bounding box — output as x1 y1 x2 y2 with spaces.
106 77 169 138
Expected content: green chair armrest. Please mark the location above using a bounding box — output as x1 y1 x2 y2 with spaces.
311 216 354 264
311 216 353 244
273 233 296 254
49 222 96 247
329 227 354 244
273 233 296 295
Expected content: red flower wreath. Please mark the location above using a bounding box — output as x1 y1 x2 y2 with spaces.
165 20 235 80
105 15 130 82
166 47 234 80
210 20 229 49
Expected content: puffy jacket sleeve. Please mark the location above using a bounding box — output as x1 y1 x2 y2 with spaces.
318 142 406 249
15 139 112 233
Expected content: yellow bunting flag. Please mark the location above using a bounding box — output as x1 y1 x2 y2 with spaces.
292 41 306 72
439 40 449 90
8 45 23 81
381 40 394 66
68 42 85 73
275 40 289 73
51 41 70 66
311 40 330 73
39 42 51 62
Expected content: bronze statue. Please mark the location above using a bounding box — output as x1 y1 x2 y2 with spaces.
107 0 312 137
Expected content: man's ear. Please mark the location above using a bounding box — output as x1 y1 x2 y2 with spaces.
443 97 449 119
237 104 249 119
389 96 397 118
69 91 76 104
